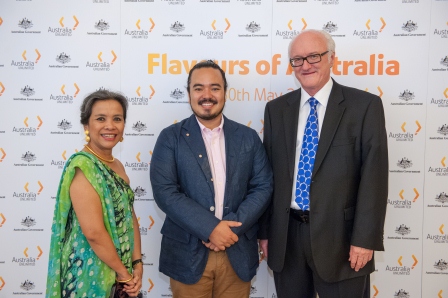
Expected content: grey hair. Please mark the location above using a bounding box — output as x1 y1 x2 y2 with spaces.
80 89 128 125
288 29 336 62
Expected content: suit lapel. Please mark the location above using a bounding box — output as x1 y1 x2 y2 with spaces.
283 90 302 179
181 115 214 195
313 81 346 176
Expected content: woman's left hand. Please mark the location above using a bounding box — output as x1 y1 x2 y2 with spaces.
123 265 143 297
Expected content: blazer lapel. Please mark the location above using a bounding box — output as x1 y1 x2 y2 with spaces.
283 90 302 179
181 115 214 195
313 80 346 176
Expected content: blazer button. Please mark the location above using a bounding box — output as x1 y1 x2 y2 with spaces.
199 154 202 158
210 206 215 212
210 178 214 182
186 133 190 136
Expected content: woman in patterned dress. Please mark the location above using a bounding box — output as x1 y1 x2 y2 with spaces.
46 90 142 298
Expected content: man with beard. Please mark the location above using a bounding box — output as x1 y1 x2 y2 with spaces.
150 60 273 298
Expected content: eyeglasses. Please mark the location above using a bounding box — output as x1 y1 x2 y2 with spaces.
289 51 329 67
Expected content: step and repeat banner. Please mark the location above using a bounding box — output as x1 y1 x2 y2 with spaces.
0 0 447 297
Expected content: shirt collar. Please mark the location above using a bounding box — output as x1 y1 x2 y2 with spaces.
300 78 333 108
196 115 225 132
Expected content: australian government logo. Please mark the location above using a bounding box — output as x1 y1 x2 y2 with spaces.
394 289 410 298
13 279 43 295
389 157 420 173
13 86 43 101
164 21 192 37
427 192 448 208
14 151 44 167
134 186 153 201
391 89 422 105
239 22 268 38
322 21 344 37
125 121 154 137
428 124 448 140
14 216 43 232
12 18 41 34
388 224 419 240
163 88 188 103
50 119 79 135
49 52 79 69
426 259 448 275
394 20 426 37
87 19 117 36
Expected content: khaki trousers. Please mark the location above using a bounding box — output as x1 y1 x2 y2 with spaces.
170 250 251 298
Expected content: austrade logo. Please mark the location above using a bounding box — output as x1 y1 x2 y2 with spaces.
433 23 448 38
86 50 117 71
390 89 422 105
353 18 386 40
387 224 419 240
238 21 268 38
49 84 80 103
138 215 155 236
388 188 419 209
430 89 448 106
13 181 43 201
50 150 71 171
388 121 421 142
322 21 345 37
12 116 43 136
14 151 44 167
125 121 154 137
13 279 43 295
124 19 155 39
427 157 448 176
236 0 261 5
124 152 150 172
14 216 43 232
48 16 79 37
385 255 418 276
393 289 410 298
12 18 41 34
427 224 448 244
12 246 43 266
200 19 230 40
394 20 426 37
11 49 41 70
127 86 154 105
163 88 189 104
163 21 192 37
275 19 305 39
87 19 118 36
12 85 43 102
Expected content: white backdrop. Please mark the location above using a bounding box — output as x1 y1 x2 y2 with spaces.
0 0 447 297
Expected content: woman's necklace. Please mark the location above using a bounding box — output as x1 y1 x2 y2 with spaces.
84 145 115 163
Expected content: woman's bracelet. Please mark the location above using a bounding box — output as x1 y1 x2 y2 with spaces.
116 273 133 283
132 259 143 267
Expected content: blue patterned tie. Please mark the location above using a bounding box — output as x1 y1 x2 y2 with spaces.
295 97 319 211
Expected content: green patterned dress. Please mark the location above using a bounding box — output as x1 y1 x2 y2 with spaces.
46 152 135 298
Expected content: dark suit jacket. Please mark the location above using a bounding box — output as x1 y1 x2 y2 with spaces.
258 79 388 283
151 114 273 284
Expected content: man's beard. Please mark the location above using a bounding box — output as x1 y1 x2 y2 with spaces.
190 98 225 121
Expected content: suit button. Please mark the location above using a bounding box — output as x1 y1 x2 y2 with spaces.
210 178 214 182
199 154 203 158
286 207 289 213
210 206 215 212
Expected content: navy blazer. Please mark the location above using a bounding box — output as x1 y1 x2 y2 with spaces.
150 114 273 284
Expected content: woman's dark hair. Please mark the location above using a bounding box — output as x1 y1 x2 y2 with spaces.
186 60 228 93
80 89 128 125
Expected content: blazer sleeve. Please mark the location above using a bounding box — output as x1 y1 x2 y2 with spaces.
351 96 388 251
222 128 273 236
150 126 220 242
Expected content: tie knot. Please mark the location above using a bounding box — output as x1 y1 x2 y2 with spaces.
309 97 318 108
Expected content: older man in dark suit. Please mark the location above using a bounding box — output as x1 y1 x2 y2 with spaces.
258 29 388 298
151 60 273 298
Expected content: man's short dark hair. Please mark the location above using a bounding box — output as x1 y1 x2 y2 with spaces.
80 89 128 125
187 60 228 93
